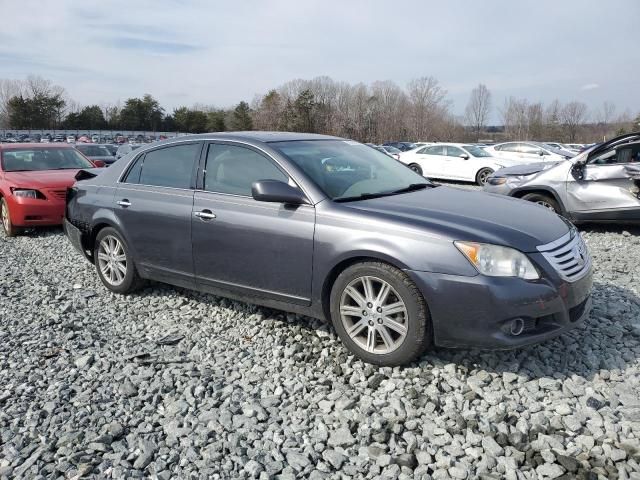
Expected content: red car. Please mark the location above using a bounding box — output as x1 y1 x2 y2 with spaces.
0 143 102 237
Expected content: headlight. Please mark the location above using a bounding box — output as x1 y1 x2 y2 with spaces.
12 188 40 199
455 241 539 279
487 177 507 185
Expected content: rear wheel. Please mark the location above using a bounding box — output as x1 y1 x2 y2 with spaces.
1 198 21 237
94 227 144 294
521 193 560 214
475 167 494 186
330 261 432 366
408 163 423 175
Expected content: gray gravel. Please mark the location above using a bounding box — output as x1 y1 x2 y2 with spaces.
1 207 640 478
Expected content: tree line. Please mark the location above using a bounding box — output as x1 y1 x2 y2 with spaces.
1 75 638 143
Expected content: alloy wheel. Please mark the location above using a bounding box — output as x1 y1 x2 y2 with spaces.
97 235 127 286
339 275 408 354
478 169 491 185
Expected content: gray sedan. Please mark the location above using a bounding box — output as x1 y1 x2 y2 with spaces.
64 132 592 365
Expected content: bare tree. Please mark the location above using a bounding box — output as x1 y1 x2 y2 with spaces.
464 84 492 140
406 76 448 141
500 97 530 140
560 101 589 142
0 78 24 128
594 101 616 141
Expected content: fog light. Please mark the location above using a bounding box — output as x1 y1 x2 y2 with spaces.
510 318 525 336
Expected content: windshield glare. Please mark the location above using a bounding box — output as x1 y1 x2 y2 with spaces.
463 145 491 157
1 148 94 172
272 140 428 200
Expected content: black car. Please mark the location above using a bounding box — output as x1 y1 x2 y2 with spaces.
383 141 417 152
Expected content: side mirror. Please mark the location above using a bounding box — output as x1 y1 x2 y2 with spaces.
538 150 545 156
459 153 469 160
252 179 308 205
92 160 106 168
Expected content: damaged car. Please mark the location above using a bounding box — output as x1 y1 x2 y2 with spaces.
484 133 640 223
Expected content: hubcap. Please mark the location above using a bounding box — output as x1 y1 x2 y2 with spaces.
410 165 420 173
1 203 9 232
339 276 408 354
97 235 127 286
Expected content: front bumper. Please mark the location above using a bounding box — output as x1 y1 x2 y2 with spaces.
407 265 593 349
483 181 514 196
8 196 65 227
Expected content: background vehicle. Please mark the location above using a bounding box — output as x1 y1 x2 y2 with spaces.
75 144 117 165
399 143 520 185
375 145 401 160
115 143 142 159
383 141 417 152
65 132 591 366
484 132 640 223
484 142 575 163
0 144 98 236
66 135 76 144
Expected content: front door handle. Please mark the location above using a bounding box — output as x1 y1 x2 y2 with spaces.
194 209 216 220
117 199 131 207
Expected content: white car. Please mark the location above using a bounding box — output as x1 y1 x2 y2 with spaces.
484 141 575 164
66 135 76 144
399 143 522 185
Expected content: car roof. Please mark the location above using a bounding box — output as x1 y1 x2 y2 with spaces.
161 131 344 144
0 143 75 150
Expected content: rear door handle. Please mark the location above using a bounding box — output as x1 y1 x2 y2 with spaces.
117 199 131 207
194 209 216 220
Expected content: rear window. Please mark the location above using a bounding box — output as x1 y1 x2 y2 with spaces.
1 148 94 171
125 143 201 188
76 145 112 156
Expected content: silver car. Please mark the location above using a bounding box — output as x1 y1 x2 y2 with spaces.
484 133 640 223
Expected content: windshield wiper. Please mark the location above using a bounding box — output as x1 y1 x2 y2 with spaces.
334 183 432 203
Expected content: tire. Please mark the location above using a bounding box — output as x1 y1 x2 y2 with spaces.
475 167 494 186
1 198 22 237
94 227 144 294
521 193 561 214
330 261 432 366
408 163 423 176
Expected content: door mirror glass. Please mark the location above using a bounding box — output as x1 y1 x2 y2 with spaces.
252 180 307 205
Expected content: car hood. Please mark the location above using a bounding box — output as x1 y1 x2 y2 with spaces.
345 186 569 252
4 169 83 189
493 161 562 176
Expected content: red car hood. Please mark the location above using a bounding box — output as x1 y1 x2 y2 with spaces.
4 169 80 189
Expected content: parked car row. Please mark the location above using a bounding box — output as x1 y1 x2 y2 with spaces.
0 132 167 145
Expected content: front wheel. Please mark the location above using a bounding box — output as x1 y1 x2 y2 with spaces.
94 227 144 294
408 163 423 176
521 193 560 214
475 168 494 186
330 261 432 366
1 198 22 237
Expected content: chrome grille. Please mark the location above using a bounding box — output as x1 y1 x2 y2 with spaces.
48 189 67 200
537 230 591 282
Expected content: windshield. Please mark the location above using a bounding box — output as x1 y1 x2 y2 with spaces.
76 145 112 156
463 145 491 157
1 148 94 171
271 140 429 200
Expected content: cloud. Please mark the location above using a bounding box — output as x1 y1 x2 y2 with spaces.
101 36 203 55
580 83 600 91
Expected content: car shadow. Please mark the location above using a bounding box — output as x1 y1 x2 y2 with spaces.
423 281 640 381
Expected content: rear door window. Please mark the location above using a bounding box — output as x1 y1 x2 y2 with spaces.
125 143 201 188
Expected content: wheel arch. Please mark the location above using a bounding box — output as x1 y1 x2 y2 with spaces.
510 186 569 215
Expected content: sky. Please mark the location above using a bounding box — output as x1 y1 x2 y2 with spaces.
0 0 639 123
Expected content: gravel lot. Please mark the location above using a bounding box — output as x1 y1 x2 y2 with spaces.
1 186 640 479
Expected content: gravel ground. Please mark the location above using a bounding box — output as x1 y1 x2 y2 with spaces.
1 190 640 479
